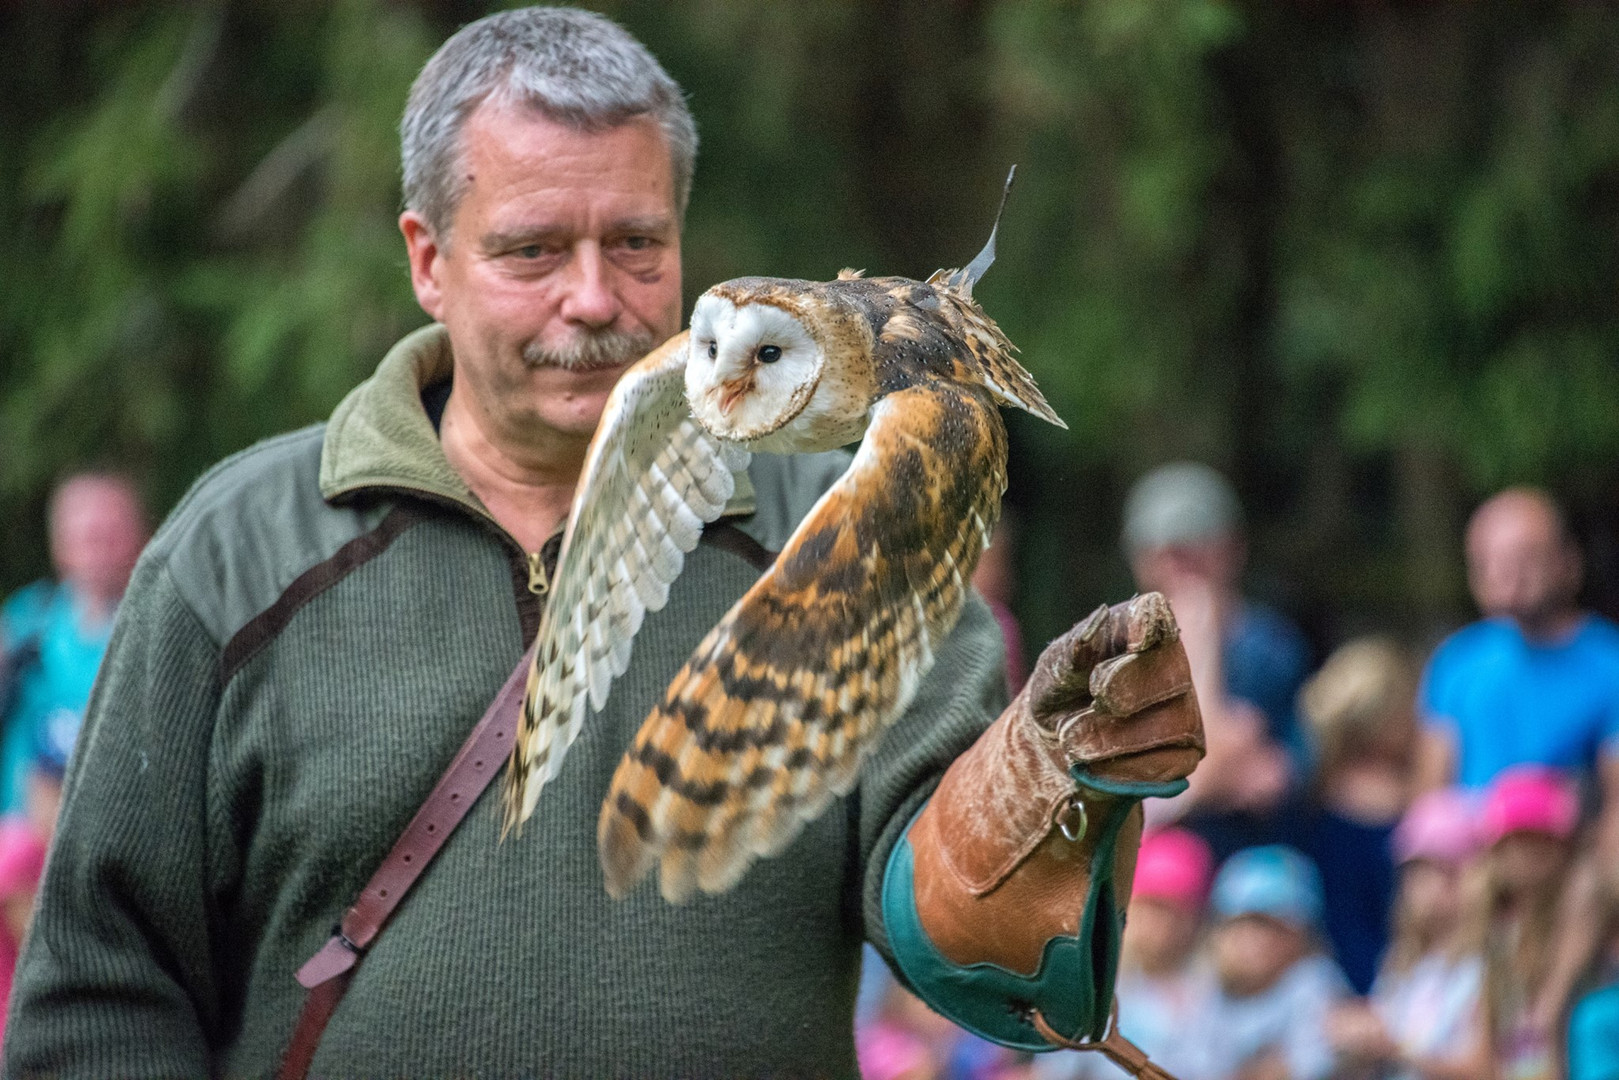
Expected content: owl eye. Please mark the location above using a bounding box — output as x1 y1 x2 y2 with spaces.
757 345 782 364
707 341 717 360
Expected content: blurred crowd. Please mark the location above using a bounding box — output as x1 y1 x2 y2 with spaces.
5 462 1619 1078
0 474 146 1047
857 464 1619 1080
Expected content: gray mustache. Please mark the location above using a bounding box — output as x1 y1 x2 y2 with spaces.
522 329 654 373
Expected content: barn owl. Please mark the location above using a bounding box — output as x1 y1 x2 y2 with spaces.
502 184 1067 902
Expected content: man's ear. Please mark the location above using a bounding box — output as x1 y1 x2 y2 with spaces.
400 210 446 321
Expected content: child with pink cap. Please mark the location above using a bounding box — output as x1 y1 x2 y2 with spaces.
1467 766 1580 1080
1327 788 1487 1079
1033 828 1215 1079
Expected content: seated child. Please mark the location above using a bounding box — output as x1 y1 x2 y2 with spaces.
0 738 63 1045
1290 637 1417 993
1471 766 1579 1080
1327 787 1486 1079
1569 918 1619 1080
1176 845 1349 1080
1033 828 1216 1079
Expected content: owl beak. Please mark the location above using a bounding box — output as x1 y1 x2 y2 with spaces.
717 375 754 415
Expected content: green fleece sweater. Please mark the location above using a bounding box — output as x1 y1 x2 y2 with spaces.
6 325 1007 1078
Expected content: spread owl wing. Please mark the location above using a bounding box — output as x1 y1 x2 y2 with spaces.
502 330 752 834
598 378 1008 902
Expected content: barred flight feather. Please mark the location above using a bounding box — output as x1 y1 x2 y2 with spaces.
501 332 750 835
598 381 1008 902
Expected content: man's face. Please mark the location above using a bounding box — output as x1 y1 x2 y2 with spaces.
50 477 147 604
401 101 683 441
1129 536 1243 598
1466 495 1579 627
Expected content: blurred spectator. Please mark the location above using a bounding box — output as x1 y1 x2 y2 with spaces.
1467 767 1579 1080
972 511 1028 695
1568 890 1619 1080
1177 845 1348 1080
1123 462 1310 858
1418 486 1619 795
856 977 1025 1080
1418 487 1619 1041
1288 637 1417 993
0 473 146 815
0 735 68 1049
1033 828 1216 1080
858 980 947 1080
1326 789 1487 1080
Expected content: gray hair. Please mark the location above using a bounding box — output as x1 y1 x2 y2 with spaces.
401 6 697 238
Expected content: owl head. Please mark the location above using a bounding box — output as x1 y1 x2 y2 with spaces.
684 283 832 444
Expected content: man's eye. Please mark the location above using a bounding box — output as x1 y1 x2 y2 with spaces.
623 236 654 251
516 245 544 259
757 345 782 364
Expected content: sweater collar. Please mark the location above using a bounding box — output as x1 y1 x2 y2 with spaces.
320 322 755 517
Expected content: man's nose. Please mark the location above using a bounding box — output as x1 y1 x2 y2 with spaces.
559 243 622 329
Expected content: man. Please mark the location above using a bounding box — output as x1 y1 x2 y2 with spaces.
7 10 1199 1076
0 473 145 1049
1417 487 1619 1040
0 473 147 817
1418 486 1619 795
1122 462 1308 855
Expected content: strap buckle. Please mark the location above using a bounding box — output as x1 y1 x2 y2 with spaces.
294 927 364 990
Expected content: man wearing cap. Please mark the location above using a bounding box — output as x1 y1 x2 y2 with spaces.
1122 462 1311 855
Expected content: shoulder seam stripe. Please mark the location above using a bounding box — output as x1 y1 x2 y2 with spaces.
218 504 425 687
700 521 777 571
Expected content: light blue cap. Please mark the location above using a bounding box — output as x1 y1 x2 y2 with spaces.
1209 845 1324 929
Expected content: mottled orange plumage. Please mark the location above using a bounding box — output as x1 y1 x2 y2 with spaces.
502 238 1065 903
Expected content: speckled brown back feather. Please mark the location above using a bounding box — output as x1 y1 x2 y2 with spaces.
598 379 1009 902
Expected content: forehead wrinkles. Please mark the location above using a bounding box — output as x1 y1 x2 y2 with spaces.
452 105 675 239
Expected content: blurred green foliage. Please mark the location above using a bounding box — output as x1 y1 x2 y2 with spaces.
3 0 1619 655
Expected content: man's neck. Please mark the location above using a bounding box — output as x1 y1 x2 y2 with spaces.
439 386 589 552
66 582 121 630
1514 607 1584 645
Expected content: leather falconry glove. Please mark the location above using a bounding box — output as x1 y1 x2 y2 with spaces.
882 592 1204 1079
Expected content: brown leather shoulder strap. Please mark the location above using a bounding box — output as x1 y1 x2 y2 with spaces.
277 647 532 1080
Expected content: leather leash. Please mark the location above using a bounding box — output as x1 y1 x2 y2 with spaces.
1032 1006 1179 1080
276 646 533 1080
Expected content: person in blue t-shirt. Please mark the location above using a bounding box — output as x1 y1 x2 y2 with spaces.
0 474 147 817
1418 486 1619 1053
1418 486 1619 794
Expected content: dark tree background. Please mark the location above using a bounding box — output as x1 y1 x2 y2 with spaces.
5 0 1619 666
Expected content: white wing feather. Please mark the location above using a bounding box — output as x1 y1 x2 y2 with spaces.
502 331 751 832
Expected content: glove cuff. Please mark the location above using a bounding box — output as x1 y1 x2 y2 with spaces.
882 603 1203 1051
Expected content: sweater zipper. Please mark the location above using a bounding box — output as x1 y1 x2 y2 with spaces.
354 486 558 641
526 550 550 596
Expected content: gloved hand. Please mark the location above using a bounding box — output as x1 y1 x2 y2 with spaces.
884 592 1204 1066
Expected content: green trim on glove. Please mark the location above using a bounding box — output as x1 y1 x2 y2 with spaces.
882 769 1187 1051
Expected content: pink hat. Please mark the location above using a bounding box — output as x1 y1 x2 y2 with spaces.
1480 766 1580 844
1393 789 1482 866
1132 828 1214 912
